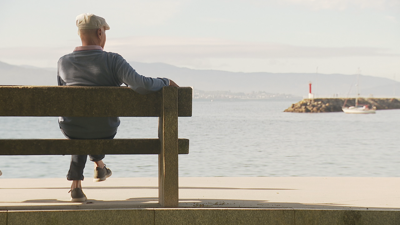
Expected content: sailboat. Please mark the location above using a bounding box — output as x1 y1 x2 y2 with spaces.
342 69 376 114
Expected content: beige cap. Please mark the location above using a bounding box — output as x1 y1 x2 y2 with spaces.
76 13 110 33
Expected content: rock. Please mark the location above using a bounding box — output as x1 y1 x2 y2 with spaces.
284 98 400 113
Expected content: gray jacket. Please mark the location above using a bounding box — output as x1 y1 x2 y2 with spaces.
57 49 169 138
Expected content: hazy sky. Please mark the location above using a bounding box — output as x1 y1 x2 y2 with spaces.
0 0 399 78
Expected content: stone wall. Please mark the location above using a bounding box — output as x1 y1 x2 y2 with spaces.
284 98 400 113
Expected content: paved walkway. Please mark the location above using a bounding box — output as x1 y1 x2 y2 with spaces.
1 177 399 210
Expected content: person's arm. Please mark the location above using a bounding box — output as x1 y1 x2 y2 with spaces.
114 55 178 94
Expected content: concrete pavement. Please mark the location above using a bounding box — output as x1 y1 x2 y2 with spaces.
0 177 399 210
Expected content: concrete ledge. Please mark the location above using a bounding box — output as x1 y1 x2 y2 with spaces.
0 211 6 225
154 209 294 225
2 209 400 225
5 209 154 225
294 210 400 225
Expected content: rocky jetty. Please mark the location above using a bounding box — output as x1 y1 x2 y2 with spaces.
284 98 400 113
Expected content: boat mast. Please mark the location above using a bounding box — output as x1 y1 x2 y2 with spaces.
356 68 360 107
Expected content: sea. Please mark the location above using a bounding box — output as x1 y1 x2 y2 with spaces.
1 99 399 178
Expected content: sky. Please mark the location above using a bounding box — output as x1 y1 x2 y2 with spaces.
0 0 399 79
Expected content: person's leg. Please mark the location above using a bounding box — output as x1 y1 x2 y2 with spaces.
89 134 115 182
62 131 87 185
71 180 82 189
90 155 105 164
67 155 87 182
63 132 115 200
95 160 105 168
90 155 112 182
67 155 88 202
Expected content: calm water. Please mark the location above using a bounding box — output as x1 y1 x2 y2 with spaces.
1 100 400 178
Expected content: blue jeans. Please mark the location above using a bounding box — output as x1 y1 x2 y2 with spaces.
62 131 116 181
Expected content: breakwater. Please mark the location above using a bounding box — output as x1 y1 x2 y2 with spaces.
284 98 400 113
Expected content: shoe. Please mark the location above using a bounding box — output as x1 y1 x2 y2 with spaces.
94 165 112 182
69 188 87 202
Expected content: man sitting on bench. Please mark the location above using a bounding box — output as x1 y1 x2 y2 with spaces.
58 13 179 202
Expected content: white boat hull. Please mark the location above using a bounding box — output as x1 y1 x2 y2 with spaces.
342 106 376 114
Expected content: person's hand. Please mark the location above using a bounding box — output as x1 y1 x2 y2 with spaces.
169 80 179 87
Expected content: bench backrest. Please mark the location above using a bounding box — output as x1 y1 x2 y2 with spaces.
0 86 192 117
0 86 192 155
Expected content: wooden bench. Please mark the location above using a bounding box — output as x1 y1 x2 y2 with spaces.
0 85 192 207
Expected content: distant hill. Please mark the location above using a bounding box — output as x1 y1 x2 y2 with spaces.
0 61 56 86
130 61 400 98
0 60 399 98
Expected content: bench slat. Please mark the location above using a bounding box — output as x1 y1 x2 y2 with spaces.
0 139 189 155
0 86 192 117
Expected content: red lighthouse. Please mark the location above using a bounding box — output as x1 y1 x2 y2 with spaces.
308 82 313 99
